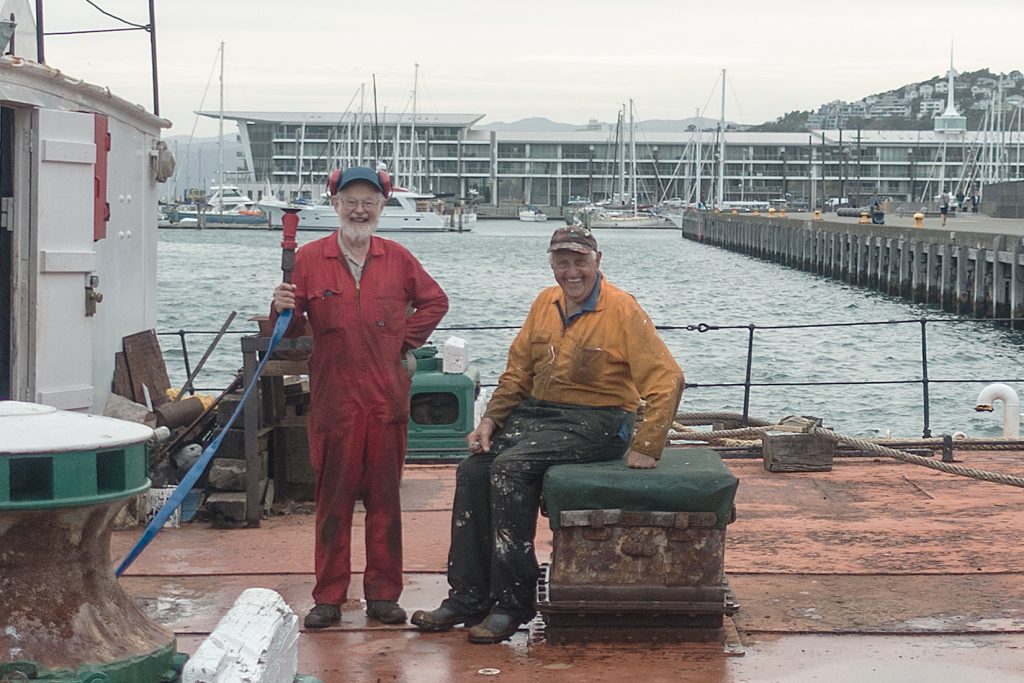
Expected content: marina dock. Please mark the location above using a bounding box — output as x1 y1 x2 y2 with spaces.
680 211 1024 322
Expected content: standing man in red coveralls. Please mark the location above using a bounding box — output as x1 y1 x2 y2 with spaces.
272 166 448 628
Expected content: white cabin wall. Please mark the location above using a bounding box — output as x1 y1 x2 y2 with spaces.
0 59 167 414
91 118 161 412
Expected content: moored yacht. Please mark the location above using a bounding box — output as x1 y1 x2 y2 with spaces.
259 187 474 232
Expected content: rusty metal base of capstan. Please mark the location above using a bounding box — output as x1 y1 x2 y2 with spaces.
535 564 743 649
0 501 180 681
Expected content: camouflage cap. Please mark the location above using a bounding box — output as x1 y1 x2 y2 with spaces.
547 225 598 254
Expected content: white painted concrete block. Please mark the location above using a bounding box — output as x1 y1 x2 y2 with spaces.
183 588 299 683
474 388 489 428
442 336 469 374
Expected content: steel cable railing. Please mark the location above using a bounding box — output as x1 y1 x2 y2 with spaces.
160 317 1024 438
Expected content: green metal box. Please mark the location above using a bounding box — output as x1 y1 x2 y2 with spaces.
406 346 480 462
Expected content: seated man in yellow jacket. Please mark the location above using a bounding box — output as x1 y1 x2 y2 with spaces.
412 225 685 644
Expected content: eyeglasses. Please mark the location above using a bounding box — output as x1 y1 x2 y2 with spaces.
340 198 380 210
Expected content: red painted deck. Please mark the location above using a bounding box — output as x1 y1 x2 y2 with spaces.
114 451 1024 682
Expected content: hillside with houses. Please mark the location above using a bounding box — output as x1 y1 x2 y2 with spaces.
750 68 1023 132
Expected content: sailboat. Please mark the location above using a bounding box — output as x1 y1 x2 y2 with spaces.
582 101 675 229
259 65 473 233
167 43 268 229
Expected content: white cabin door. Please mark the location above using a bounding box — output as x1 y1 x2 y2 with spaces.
31 108 97 410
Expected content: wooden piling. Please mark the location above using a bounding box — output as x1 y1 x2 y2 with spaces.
678 214 1024 326
1013 240 1024 327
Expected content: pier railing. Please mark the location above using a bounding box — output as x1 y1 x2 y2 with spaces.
160 316 1024 439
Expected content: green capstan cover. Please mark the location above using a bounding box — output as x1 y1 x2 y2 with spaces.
542 447 739 530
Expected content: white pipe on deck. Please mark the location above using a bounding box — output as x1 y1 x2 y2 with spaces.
974 383 1021 438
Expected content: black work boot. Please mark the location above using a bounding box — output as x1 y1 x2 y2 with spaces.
303 604 341 629
467 611 525 644
366 600 407 624
411 604 487 632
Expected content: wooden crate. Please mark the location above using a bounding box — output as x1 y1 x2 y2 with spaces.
762 431 835 472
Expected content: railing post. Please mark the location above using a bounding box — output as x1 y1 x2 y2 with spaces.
177 329 193 395
920 318 931 438
742 324 756 426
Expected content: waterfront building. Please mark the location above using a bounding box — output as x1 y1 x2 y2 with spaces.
202 110 1024 211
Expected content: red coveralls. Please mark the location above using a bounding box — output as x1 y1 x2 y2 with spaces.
272 233 448 606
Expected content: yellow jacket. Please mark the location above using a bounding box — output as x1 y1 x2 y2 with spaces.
483 278 684 459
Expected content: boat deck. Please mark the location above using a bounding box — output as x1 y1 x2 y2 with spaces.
113 449 1024 682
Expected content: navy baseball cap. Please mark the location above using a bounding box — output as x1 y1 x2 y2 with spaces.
337 167 385 195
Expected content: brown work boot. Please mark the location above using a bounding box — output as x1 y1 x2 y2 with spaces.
303 603 341 629
366 600 407 624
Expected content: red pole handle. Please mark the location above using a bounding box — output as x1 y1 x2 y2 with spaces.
281 208 300 284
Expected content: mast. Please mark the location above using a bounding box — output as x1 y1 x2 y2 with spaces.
216 40 224 216
617 106 626 206
217 41 224 215
357 83 365 167
695 108 702 207
629 99 637 215
410 63 418 190
717 68 726 207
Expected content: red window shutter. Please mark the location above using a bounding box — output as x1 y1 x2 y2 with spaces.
93 114 110 241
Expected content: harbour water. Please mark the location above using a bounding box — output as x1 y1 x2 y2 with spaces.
157 220 1024 439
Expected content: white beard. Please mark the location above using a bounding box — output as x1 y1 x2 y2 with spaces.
340 220 375 245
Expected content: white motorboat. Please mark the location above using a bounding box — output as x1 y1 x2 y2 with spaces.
203 185 259 211
259 188 473 232
518 207 548 222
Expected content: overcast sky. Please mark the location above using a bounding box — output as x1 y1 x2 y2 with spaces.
28 0 1024 138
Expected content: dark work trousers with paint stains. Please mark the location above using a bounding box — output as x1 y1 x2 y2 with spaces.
442 398 633 621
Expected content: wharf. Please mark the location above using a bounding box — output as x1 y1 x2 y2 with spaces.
681 211 1024 322
114 449 1024 682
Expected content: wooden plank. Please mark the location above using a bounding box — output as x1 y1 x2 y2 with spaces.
262 360 310 376
112 351 134 401
122 330 170 409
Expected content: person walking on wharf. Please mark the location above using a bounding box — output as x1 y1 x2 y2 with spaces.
271 166 448 628
411 225 684 643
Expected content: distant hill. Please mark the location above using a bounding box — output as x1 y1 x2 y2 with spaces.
478 117 582 131
750 67 1024 132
